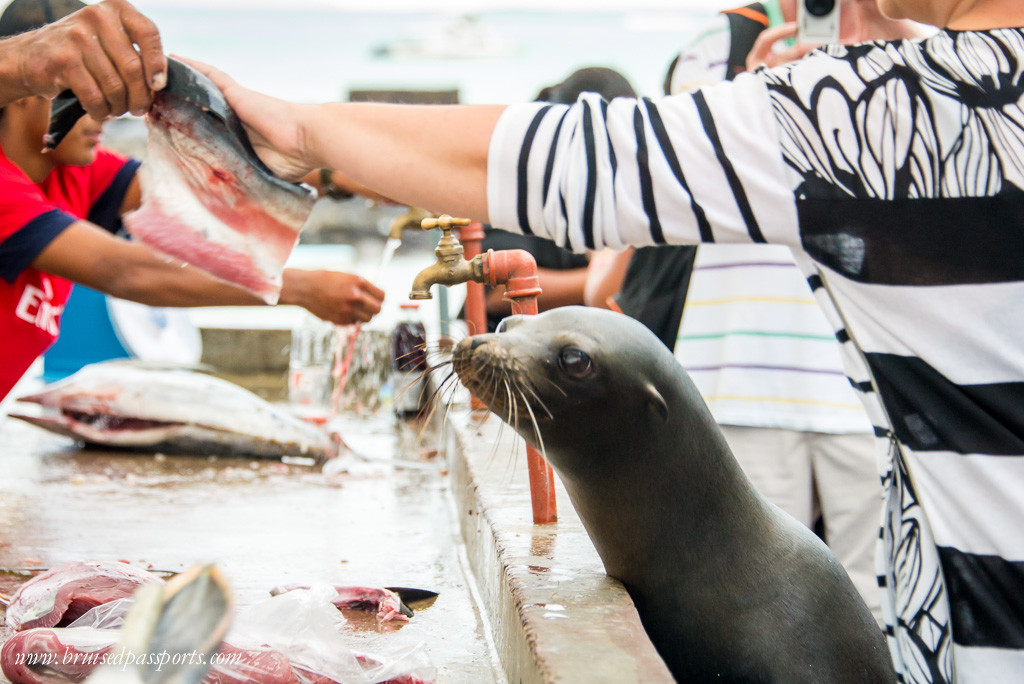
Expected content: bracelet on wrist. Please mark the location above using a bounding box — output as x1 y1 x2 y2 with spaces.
319 168 354 200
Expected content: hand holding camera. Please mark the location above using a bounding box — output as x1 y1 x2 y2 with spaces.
797 0 840 45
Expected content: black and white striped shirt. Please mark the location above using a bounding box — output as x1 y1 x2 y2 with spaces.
487 28 1024 684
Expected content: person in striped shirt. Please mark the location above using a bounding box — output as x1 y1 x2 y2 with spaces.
592 0 926 628
190 2 1024 679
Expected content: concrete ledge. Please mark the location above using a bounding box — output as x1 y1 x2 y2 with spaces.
444 410 674 683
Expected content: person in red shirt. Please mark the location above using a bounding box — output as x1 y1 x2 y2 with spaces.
0 1 385 400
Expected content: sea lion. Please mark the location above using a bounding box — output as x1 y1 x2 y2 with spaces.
452 306 895 683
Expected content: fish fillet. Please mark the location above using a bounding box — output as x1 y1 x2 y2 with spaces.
123 59 314 304
4 561 158 631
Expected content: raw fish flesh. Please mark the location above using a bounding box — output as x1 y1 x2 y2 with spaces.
269 585 412 622
0 627 116 683
9 361 334 460
4 561 157 631
2 565 234 684
0 631 432 684
1 581 435 684
123 58 314 304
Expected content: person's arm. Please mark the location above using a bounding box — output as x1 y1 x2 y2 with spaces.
584 248 633 310
0 0 165 118
31 220 384 324
182 59 500 222
278 267 384 324
291 102 502 221
186 59 795 254
119 173 142 216
298 168 398 205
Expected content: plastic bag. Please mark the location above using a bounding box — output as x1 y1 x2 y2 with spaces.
269 585 411 623
226 585 434 684
4 561 159 631
1 587 436 684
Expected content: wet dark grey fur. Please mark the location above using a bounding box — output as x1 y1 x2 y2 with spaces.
453 306 895 683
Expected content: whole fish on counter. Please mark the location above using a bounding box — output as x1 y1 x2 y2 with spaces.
8 362 334 460
114 57 313 304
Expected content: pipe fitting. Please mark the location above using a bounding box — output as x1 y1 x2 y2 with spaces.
481 249 542 300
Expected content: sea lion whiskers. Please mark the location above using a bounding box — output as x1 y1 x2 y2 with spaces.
489 351 550 425
495 355 553 450
502 372 520 434
478 373 522 482
484 364 531 482
516 384 548 461
520 376 558 414
504 364 543 427
537 375 568 400
419 360 459 429
450 333 548 481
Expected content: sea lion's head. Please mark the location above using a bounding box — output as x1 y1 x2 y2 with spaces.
453 306 711 480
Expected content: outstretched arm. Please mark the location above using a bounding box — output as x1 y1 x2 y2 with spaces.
186 59 503 222
32 221 384 325
279 268 384 325
0 0 166 118
584 248 634 310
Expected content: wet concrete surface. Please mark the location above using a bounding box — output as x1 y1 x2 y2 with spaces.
445 414 674 683
0 412 502 683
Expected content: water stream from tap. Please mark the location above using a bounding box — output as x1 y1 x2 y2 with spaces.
375 237 404 283
328 237 404 422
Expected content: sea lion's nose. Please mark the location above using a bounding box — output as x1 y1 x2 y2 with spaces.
496 315 525 333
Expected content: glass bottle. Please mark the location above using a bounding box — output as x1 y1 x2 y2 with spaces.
391 302 428 418
288 312 336 423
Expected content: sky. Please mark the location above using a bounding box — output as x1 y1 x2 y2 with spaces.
118 0 731 103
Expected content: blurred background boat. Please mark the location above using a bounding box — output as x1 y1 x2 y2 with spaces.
371 14 519 60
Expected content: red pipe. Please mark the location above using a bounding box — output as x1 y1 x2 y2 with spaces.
458 222 488 411
481 248 557 524
458 222 487 335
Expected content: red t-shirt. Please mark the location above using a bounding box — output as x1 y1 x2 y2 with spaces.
0 146 139 399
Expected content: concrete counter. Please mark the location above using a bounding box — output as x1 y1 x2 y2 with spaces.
444 410 674 683
0 399 673 683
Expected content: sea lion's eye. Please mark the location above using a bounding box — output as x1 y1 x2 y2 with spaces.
558 348 593 378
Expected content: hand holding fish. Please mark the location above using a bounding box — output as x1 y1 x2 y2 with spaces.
186 58 502 221
180 56 314 182
0 0 166 117
280 269 385 326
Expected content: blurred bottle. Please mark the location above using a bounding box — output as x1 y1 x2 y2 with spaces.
391 302 428 419
288 312 336 423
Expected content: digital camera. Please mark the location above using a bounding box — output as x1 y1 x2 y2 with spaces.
797 0 840 45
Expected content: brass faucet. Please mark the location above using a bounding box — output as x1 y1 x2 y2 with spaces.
409 215 484 299
388 207 436 241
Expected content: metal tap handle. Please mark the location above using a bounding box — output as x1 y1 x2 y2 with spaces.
421 215 472 236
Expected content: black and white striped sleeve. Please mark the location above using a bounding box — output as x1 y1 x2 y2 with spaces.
486 73 801 253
